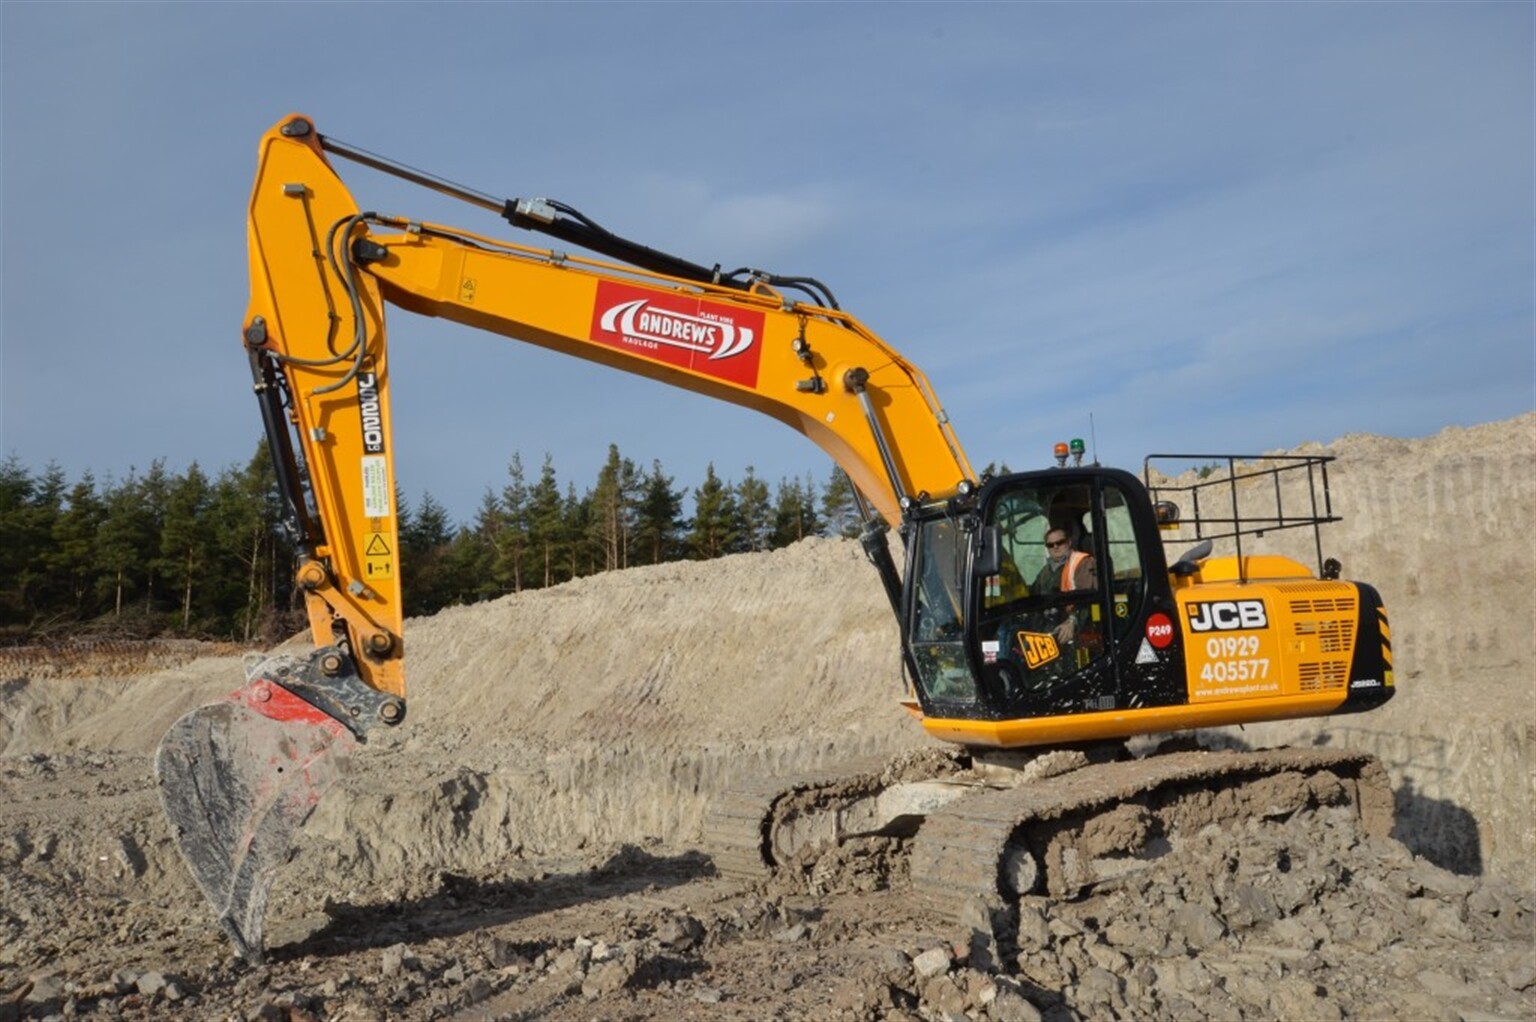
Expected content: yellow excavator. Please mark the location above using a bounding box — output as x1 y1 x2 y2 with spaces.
156 115 1397 961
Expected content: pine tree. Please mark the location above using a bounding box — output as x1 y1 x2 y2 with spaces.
633 460 684 565
688 464 739 559
526 455 564 588
820 467 863 539
203 454 276 641
48 472 106 616
401 490 454 615
23 463 68 617
137 460 173 617
0 461 67 625
161 463 213 632
769 472 822 548
564 482 588 580
495 453 530 593
589 444 628 572
0 456 40 623
735 465 771 553
95 471 148 622
442 525 491 605
461 490 505 600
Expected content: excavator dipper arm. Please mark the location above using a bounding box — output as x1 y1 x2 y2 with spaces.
157 114 976 960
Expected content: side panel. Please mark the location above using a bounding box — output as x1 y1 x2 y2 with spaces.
1178 591 1289 705
1176 576 1392 716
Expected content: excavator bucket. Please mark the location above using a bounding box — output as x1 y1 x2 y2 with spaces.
155 664 354 962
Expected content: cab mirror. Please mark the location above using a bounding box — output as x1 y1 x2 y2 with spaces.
1154 501 1181 528
975 525 1002 578
1170 538 1213 576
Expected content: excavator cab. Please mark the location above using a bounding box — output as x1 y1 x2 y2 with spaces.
900 456 1394 749
903 466 1183 723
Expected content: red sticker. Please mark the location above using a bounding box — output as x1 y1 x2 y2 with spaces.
1146 612 1175 649
590 281 764 387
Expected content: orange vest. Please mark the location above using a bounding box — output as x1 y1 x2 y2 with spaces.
1059 551 1090 592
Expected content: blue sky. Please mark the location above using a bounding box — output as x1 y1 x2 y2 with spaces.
3 2 1531 524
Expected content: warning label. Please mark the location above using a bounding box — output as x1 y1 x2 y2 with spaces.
364 532 393 581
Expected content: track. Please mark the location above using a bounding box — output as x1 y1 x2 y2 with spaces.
706 744 1396 921
702 754 909 879
909 746 1394 918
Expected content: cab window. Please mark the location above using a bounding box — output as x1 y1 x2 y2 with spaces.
908 516 978 703
973 482 1094 705
1101 485 1146 643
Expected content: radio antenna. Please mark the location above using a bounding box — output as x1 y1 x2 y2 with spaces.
1089 413 1100 466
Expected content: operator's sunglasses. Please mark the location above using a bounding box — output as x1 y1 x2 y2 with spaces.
1045 538 1070 549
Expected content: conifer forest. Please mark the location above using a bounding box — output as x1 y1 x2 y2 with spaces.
0 445 863 643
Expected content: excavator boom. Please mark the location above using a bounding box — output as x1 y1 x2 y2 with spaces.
157 114 976 958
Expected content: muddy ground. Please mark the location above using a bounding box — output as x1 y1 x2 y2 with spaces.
2 415 1533 1021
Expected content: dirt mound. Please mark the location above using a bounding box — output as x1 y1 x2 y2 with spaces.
1 414 1533 1020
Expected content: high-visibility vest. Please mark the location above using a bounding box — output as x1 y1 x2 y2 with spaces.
1059 551 1090 592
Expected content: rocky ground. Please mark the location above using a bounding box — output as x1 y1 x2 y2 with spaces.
2 416 1534 1020
2 746 1532 1021
3 743 1533 1022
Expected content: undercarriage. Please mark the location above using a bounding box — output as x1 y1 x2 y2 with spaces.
705 741 1395 928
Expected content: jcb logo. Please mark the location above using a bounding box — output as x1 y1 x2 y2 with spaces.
1187 600 1268 632
1016 631 1060 670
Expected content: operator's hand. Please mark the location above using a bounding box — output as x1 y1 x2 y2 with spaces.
1053 617 1076 645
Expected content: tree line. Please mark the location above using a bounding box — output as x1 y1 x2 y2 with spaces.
0 445 865 644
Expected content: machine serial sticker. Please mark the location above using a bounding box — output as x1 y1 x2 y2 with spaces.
361 455 391 518
590 281 765 387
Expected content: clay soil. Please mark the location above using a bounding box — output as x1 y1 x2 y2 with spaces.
2 414 1533 1021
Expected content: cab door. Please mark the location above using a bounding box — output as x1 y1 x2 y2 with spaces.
971 469 1185 716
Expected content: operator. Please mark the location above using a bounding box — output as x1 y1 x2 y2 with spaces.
1034 527 1096 645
